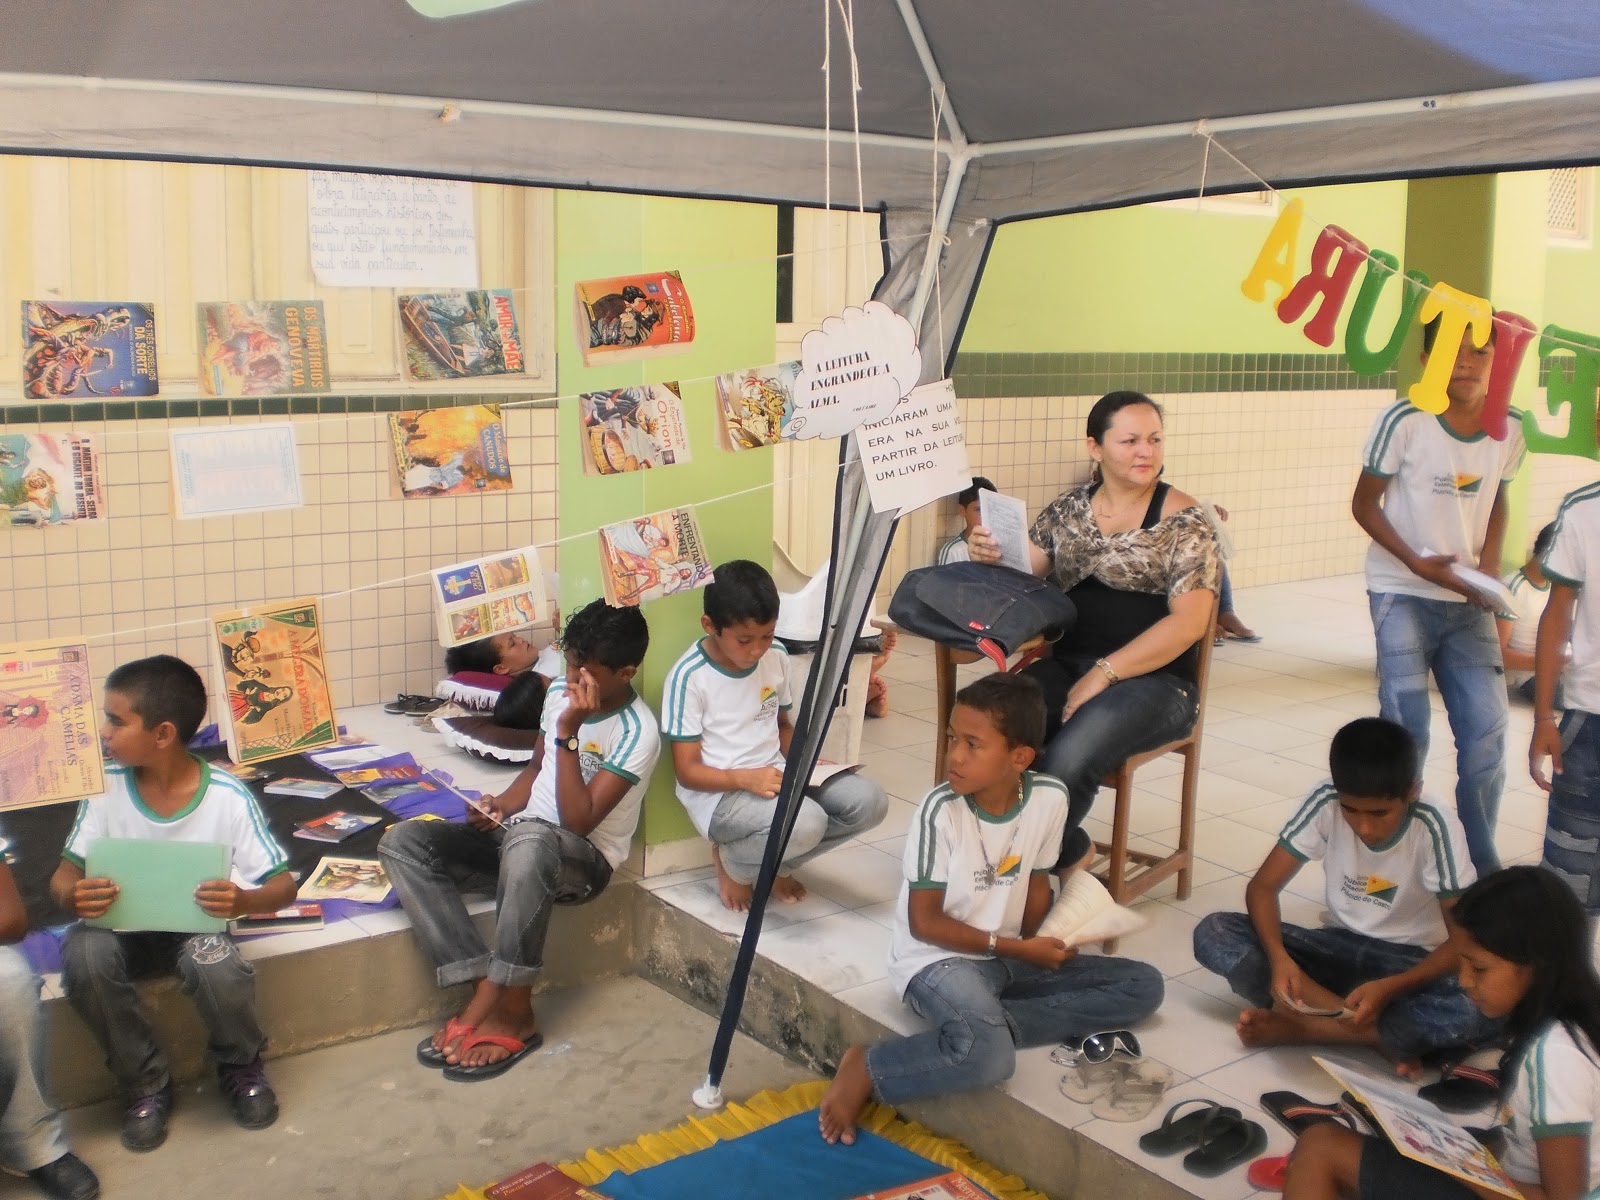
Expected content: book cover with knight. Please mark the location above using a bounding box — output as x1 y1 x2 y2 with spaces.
573 271 694 366
198 301 330 396
578 384 691 475
0 433 106 526
212 598 339 765
22 301 158 398
399 290 524 381
388 404 513 498
714 361 800 451
0 639 103 811
597 507 715 607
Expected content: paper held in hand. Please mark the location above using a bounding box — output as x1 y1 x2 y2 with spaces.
1436 558 1518 614
1314 1056 1520 1198
1036 871 1147 947
978 491 1031 572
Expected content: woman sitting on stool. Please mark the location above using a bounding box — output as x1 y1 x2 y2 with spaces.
967 390 1219 882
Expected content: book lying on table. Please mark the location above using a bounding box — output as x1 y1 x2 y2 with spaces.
229 903 324 937
485 1161 610 1199
332 764 423 787
1315 1056 1519 1197
264 777 344 800
1035 870 1148 948
849 1173 996 1200
296 856 393 905
292 811 383 843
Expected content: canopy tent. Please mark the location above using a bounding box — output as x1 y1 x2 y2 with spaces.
10 0 1598 1103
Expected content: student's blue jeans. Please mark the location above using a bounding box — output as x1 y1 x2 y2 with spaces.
0 947 69 1173
864 953 1164 1105
1368 591 1507 875
1544 709 1600 913
1192 912 1501 1060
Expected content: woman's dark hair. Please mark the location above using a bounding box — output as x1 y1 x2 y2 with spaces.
1086 390 1163 444
1452 866 1600 1088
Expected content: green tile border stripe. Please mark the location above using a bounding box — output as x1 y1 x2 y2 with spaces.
951 352 1398 398
0 389 553 426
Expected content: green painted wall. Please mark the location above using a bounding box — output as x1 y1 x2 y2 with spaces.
1544 183 1600 336
555 191 776 846
962 181 1410 354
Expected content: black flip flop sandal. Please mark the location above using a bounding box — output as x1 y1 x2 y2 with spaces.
1418 1060 1501 1113
1184 1113 1269 1178
441 1032 544 1082
1138 1100 1239 1156
1260 1090 1356 1136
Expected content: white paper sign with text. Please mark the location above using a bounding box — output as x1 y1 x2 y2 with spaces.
786 301 922 440
308 172 478 289
861 380 972 518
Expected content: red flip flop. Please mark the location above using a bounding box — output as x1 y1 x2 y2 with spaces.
1248 1154 1289 1192
416 1016 475 1068
442 1031 544 1082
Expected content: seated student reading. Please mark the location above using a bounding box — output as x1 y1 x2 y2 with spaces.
0 819 99 1200
50 656 293 1154
662 560 888 912
819 673 1164 1146
1192 717 1499 1074
379 600 660 1080
1284 866 1600 1200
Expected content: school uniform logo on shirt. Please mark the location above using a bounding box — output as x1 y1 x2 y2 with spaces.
757 685 779 718
1433 472 1482 497
579 741 604 779
1342 873 1398 905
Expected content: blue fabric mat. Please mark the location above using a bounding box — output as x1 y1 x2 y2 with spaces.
593 1112 989 1200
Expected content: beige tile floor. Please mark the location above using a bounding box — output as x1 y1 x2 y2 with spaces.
641 572 1552 1200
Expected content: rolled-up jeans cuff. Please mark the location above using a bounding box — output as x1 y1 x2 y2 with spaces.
437 955 491 988
486 957 541 987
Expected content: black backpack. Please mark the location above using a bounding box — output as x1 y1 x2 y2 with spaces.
889 561 1076 668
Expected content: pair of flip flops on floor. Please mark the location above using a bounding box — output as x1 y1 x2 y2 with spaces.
1139 1099 1269 1178
384 693 447 716
415 1016 543 1081
1055 1054 1175 1122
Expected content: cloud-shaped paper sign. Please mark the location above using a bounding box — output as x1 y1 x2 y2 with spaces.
784 301 922 440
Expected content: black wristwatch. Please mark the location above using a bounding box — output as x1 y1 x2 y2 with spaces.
556 734 580 752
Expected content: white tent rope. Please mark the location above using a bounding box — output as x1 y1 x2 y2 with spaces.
70 450 861 646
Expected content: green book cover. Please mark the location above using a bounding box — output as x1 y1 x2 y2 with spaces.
85 838 231 934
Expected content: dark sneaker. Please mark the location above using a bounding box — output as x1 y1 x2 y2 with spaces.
120 1084 172 1152
217 1059 279 1130
27 1152 100 1200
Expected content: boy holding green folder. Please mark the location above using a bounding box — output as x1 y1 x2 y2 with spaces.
49 656 294 1154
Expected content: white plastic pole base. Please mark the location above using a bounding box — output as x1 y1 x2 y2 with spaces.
691 1077 726 1110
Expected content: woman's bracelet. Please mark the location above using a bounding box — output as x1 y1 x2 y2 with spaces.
1095 657 1120 685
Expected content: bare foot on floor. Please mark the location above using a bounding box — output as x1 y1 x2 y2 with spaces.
1237 1007 1316 1048
1276 975 1349 1017
454 1013 540 1069
773 874 808 904
712 847 753 912
819 1045 873 1145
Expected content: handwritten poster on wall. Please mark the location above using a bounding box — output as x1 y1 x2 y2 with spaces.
307 172 479 289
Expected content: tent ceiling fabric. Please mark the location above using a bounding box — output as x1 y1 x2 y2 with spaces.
2 0 1600 217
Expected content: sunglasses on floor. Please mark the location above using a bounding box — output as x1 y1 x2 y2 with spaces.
1049 1029 1141 1067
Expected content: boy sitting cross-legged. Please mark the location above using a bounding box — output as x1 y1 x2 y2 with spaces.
379 599 660 1081
50 655 294 1153
819 673 1164 1145
662 559 888 912
1192 716 1501 1076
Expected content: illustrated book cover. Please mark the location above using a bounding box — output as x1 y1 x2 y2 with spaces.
198 301 329 396
577 384 691 476
713 361 800 451
212 598 339 765
0 639 103 811
22 301 158 398
573 270 694 366
389 403 513 498
431 545 547 647
399 289 524 380
296 856 392 905
0 433 106 526
596 507 715 607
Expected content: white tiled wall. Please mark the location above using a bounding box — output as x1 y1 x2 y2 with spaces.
0 404 558 718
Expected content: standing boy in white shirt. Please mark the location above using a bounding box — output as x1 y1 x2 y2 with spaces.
1529 482 1600 914
1351 317 1526 875
1499 522 1556 703
662 560 888 912
50 656 293 1153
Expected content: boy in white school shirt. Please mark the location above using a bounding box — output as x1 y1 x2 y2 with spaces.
49 655 293 1154
662 559 888 912
1351 315 1526 876
1530 481 1600 915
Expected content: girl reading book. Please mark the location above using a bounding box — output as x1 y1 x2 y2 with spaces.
1283 866 1600 1200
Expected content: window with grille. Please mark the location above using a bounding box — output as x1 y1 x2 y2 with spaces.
1548 168 1591 246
